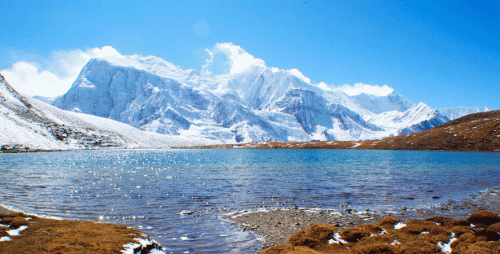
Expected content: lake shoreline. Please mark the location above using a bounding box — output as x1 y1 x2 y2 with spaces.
0 204 166 254
222 187 500 249
2 185 500 253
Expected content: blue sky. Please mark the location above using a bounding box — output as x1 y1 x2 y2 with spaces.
1 0 499 109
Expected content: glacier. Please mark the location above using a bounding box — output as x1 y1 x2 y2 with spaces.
50 51 454 144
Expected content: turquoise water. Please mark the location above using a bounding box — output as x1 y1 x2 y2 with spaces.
1 149 499 253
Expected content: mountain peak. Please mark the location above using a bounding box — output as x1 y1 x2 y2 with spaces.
89 54 183 77
350 90 415 114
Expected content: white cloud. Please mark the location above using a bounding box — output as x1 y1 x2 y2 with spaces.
287 68 311 84
201 48 215 74
315 82 394 96
270 67 280 73
340 83 394 96
316 82 331 91
0 46 123 97
202 42 265 75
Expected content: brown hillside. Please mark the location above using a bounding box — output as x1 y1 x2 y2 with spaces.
195 110 500 152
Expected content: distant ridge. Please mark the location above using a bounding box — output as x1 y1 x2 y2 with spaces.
438 106 491 120
200 110 500 152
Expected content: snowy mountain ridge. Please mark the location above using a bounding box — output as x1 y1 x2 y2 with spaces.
0 73 210 151
51 52 457 144
350 91 415 114
437 106 491 120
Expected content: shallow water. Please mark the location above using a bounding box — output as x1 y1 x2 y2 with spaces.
1 149 500 253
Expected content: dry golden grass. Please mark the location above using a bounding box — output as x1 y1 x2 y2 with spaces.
0 211 144 254
261 210 500 254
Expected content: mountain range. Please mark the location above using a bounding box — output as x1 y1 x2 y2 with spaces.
0 51 492 150
50 52 489 144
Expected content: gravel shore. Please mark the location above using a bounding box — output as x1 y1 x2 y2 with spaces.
222 187 500 248
222 208 384 248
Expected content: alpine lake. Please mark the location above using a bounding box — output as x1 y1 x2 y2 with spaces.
1 149 499 253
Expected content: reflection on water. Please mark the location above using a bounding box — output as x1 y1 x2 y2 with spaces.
1 149 500 253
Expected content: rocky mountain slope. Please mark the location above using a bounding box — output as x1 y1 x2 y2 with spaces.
52 53 454 143
0 74 208 152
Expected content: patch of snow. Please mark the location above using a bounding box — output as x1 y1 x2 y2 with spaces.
0 236 12 242
121 242 141 254
370 229 388 237
394 222 407 229
391 240 400 245
329 232 348 245
121 237 166 254
7 225 28 236
437 238 457 254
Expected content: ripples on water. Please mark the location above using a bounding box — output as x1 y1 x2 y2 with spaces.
1 149 500 253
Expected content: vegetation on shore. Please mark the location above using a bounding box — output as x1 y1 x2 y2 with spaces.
0 208 161 254
261 210 500 254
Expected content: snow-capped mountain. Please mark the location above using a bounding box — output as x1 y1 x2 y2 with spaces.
438 106 491 120
52 52 451 143
370 102 449 135
350 91 415 114
0 74 208 151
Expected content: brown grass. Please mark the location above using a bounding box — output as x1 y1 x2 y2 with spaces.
261 210 500 254
0 211 144 254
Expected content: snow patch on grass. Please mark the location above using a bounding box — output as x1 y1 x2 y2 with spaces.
121 237 166 254
437 238 457 254
394 222 407 229
329 232 348 245
7 225 28 236
0 236 12 242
